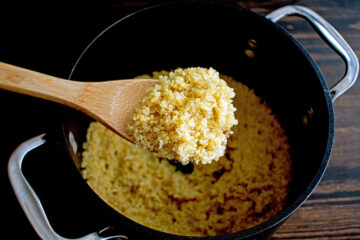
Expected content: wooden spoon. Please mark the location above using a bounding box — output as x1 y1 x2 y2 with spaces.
0 62 158 142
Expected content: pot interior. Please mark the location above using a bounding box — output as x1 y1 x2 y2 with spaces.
64 2 333 239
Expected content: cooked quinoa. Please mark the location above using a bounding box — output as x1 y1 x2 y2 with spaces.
127 67 238 165
81 72 292 237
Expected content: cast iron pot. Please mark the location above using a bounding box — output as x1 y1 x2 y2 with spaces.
8 2 359 240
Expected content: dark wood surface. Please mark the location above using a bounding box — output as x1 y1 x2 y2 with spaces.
1 0 360 239
246 1 360 239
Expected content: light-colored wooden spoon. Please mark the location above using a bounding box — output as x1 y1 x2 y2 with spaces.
0 62 158 142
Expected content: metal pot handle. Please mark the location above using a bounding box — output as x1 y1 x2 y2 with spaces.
7 134 128 240
266 5 359 102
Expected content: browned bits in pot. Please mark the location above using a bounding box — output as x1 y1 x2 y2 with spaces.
303 107 314 126
244 49 255 58
302 115 309 126
308 107 314 118
248 39 258 48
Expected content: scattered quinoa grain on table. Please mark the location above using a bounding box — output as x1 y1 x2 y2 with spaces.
81 70 292 237
127 67 238 165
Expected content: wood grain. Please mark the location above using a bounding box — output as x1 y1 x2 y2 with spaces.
244 1 360 239
0 62 158 142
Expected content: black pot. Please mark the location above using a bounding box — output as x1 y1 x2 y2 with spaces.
8 2 358 240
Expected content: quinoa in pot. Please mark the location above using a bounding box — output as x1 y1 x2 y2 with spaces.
81 69 292 236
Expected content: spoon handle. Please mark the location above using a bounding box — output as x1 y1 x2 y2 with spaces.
0 62 158 141
0 62 84 109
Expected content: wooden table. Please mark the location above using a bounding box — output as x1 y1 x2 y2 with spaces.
244 1 360 239
1 0 359 239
